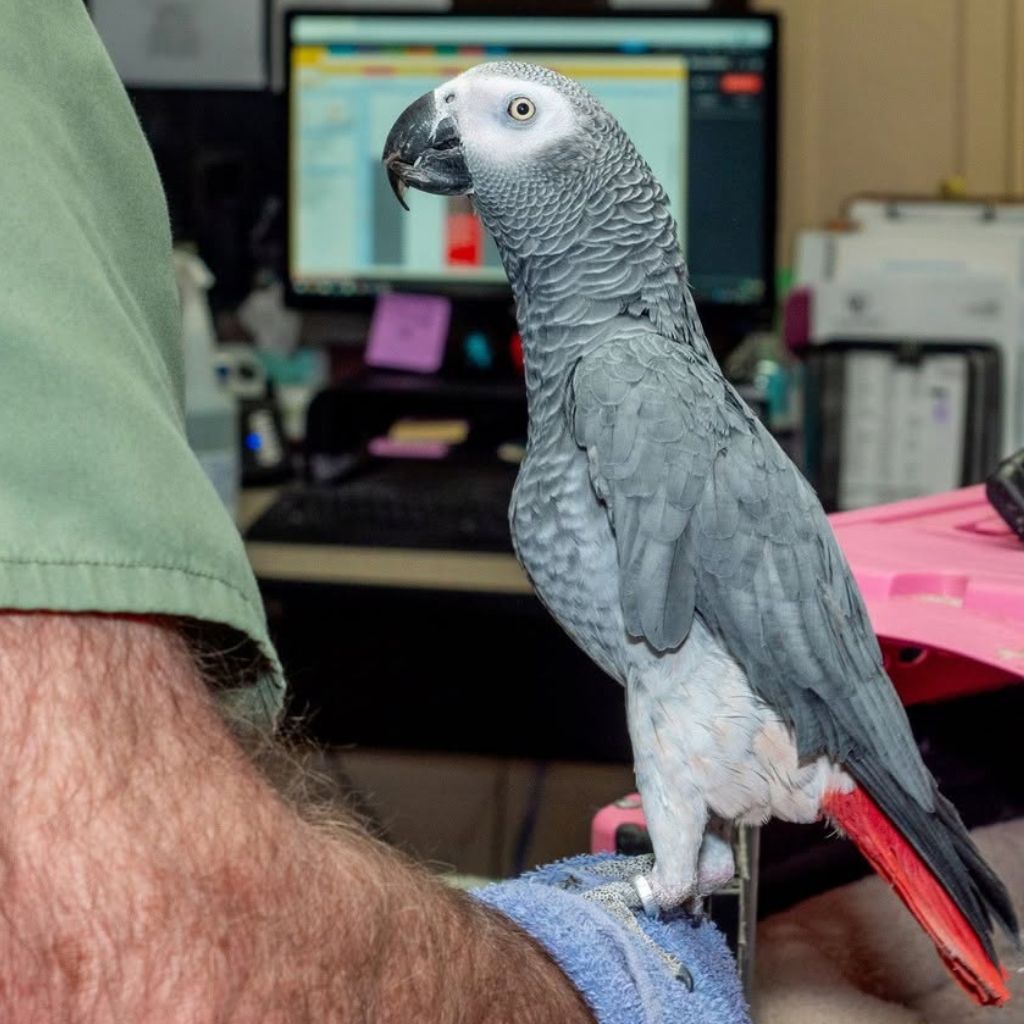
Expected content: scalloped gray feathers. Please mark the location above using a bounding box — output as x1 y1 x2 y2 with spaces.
568 332 1016 953
568 331 933 810
465 63 926 806
466 64 928 795
466 61 1016 952
463 62 705 357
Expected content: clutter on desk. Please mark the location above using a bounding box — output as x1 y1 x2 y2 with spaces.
365 292 452 374
367 417 470 461
360 413 523 465
251 346 330 444
386 418 470 445
237 277 302 355
213 343 292 487
723 328 802 459
246 347 527 546
175 248 240 513
789 197 1024 510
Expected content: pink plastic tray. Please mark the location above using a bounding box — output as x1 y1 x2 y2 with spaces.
831 485 1024 705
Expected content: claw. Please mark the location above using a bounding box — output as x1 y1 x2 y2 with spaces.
686 897 708 923
675 961 695 991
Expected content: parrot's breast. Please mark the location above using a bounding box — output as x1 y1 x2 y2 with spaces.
511 432 627 684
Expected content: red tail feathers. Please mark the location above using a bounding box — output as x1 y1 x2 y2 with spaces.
823 785 1009 1006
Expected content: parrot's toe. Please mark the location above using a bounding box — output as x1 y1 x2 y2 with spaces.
635 865 732 920
695 831 736 895
681 894 706 921
582 877 695 990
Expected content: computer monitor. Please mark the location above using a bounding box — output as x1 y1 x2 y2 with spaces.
285 10 777 320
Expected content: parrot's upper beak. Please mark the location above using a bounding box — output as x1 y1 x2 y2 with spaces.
383 92 471 210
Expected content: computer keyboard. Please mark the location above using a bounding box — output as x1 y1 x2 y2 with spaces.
246 459 517 552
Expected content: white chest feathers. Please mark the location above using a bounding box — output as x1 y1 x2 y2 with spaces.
626 618 854 828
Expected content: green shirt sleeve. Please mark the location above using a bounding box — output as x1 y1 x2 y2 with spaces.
0 0 284 725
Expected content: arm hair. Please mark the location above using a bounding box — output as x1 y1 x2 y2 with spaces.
0 613 594 1024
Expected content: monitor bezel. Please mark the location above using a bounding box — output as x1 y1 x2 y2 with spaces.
283 7 779 325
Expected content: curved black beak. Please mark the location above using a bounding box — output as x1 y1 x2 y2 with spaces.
383 92 470 210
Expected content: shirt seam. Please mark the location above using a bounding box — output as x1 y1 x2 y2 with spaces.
0 554 261 614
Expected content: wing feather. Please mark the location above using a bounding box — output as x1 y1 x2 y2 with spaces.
569 332 934 809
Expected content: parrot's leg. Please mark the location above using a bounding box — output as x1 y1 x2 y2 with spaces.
624 639 759 919
634 830 736 921
625 675 709 918
633 813 737 918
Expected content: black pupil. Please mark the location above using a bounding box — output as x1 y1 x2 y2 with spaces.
515 101 530 116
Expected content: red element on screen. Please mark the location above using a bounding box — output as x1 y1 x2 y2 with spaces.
720 72 763 94
446 212 483 266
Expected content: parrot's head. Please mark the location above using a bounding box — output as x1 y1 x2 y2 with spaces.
383 61 628 229
383 61 687 338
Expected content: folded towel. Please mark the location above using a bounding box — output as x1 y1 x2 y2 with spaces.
474 854 751 1024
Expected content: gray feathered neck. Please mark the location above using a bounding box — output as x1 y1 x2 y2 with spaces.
466 62 706 372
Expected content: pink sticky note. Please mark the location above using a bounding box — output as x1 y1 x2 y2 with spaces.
365 293 451 374
367 437 451 460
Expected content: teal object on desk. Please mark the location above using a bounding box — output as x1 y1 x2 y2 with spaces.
464 330 494 370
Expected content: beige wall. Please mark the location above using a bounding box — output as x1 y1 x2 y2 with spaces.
752 0 1024 268
306 747 635 878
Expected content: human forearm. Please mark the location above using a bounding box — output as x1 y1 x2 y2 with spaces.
0 614 592 1023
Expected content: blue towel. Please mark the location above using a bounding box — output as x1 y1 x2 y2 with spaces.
473 854 751 1024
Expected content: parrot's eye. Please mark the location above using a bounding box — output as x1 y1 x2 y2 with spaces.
507 97 536 122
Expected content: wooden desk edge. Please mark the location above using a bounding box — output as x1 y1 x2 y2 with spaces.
245 541 533 594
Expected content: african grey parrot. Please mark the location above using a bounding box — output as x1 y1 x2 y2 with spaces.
383 62 1019 1003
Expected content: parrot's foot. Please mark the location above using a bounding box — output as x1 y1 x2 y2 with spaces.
637 832 737 919
577 855 695 990
696 830 737 896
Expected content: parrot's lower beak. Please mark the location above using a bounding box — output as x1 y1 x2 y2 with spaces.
383 92 471 210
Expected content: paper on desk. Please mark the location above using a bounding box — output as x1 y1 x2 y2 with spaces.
389 419 469 444
91 0 265 88
838 350 967 509
365 293 451 374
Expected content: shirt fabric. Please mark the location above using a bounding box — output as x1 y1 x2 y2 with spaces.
0 0 284 724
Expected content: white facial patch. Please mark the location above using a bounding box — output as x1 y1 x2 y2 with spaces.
434 72 576 168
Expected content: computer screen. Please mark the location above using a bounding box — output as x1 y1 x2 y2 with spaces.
286 12 777 313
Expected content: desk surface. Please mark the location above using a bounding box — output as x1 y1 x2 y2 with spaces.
240 488 532 594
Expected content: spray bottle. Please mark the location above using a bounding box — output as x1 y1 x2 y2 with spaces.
174 248 239 515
